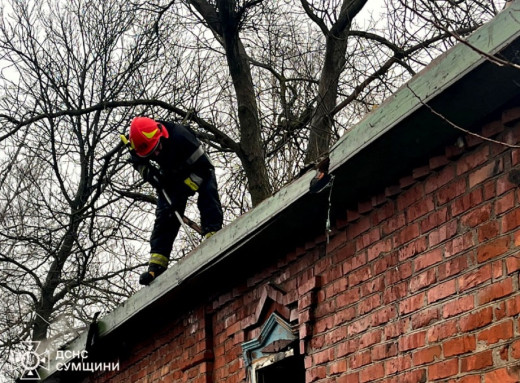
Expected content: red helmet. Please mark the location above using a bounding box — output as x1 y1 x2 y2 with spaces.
129 117 169 157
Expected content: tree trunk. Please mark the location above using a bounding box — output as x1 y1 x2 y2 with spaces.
305 34 348 164
304 0 368 164
192 0 273 205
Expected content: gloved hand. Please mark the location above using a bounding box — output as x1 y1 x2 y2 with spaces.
128 155 163 190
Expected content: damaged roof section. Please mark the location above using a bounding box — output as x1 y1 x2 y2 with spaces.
40 3 520 381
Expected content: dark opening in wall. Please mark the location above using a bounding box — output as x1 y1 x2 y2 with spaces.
255 354 305 383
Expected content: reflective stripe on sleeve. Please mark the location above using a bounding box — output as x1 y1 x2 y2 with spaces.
186 146 204 165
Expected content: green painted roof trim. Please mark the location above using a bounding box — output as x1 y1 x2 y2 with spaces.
329 2 520 173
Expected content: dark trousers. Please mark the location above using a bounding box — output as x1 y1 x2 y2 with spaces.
150 168 223 257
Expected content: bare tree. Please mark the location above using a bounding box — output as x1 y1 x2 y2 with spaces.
0 0 506 378
0 0 174 375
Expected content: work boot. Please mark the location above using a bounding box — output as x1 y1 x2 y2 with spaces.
204 231 217 239
139 263 166 286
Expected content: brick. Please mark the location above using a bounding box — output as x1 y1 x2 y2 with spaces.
398 237 427 261
371 342 397 361
397 184 424 210
426 164 454 191
428 359 458 380
336 339 359 358
406 196 435 222
478 278 514 305
329 359 347 376
420 208 448 233
359 329 382 349
385 354 412 375
399 293 425 315
349 350 371 369
360 276 385 297
427 320 458 342
438 254 469 280
478 320 514 345
483 120 505 137
359 362 384 383
386 265 413 289
469 160 503 189
384 282 408 304
459 264 492 291
371 193 387 207
348 265 372 286
382 213 406 236
372 306 397 326
385 319 409 339
409 269 437 293
465 133 484 148
506 295 520 316
373 252 398 276
398 331 427 351
497 173 516 196
392 369 427 383
385 184 401 198
411 307 439 329
478 221 500 242
445 232 473 257
461 350 493 372
459 307 494 332
313 348 334 365
306 365 326 382
358 199 373 214
336 287 360 308
412 345 442 366
457 146 490 175
367 239 392 261
477 237 510 263
443 335 476 357
347 216 371 239
502 208 520 233
437 178 466 205
442 295 474 318
394 224 420 247
342 252 366 275
429 220 458 246
413 165 431 180
496 191 515 214
325 327 347 345
399 175 416 189
357 294 380 315
512 338 520 359
429 155 450 171
414 248 443 271
461 204 491 228
458 376 482 383
446 142 465 159
452 189 484 217
427 279 456 304
337 372 359 383
484 368 520 383
347 316 371 336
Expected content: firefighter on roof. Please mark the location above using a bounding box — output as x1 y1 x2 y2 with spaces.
128 116 223 285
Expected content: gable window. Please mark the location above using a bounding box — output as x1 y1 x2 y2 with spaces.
242 313 304 383
253 348 305 383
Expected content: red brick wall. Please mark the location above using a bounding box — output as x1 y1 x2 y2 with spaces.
88 109 520 383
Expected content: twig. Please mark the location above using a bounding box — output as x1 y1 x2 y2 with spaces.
407 84 520 148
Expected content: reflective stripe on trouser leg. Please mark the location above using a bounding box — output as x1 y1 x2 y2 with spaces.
149 253 169 268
